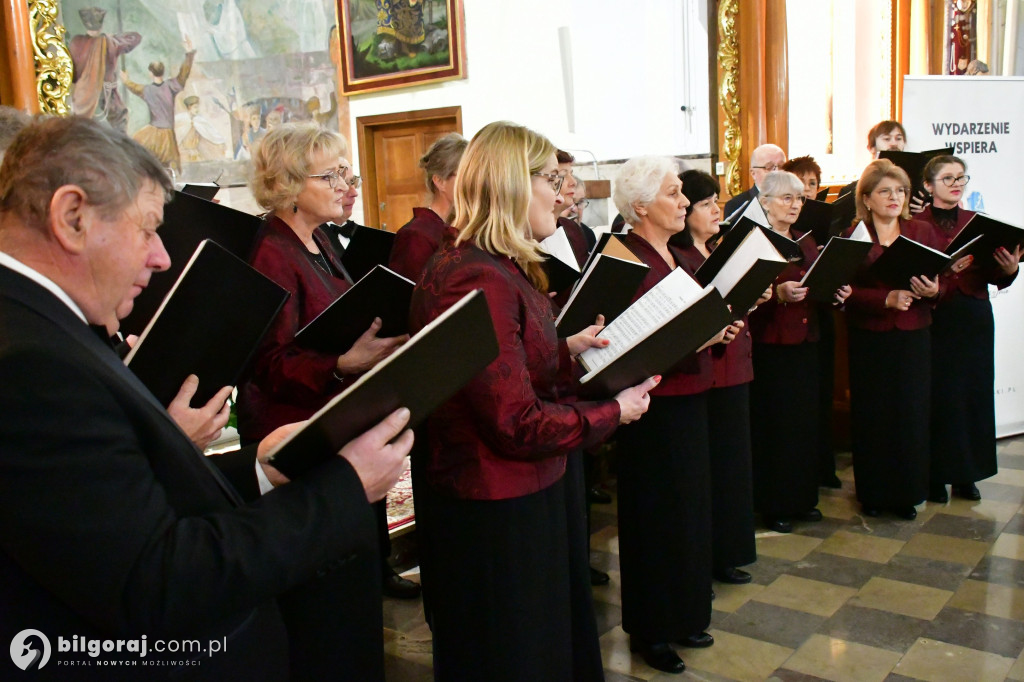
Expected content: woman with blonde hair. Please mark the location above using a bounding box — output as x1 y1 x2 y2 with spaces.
409 121 657 681
842 159 943 519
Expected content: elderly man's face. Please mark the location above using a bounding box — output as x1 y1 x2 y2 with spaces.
750 149 786 189
81 180 170 334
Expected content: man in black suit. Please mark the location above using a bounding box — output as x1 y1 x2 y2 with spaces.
722 143 787 220
0 116 412 680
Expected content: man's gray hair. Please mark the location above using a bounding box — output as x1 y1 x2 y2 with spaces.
0 116 172 232
0 106 31 162
613 156 680 226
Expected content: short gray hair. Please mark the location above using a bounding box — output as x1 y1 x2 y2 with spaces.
0 106 31 161
0 116 172 233
758 171 804 206
613 156 679 226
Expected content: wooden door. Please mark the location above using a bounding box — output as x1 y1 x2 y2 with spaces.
357 107 462 232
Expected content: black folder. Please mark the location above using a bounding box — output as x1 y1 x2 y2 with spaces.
542 255 582 293
577 286 733 397
555 236 649 335
265 289 499 479
869 235 951 289
180 183 220 201
125 240 289 407
295 265 414 354
815 187 830 202
696 217 760 285
722 259 788 315
945 213 1024 262
792 199 842 246
760 226 802 261
120 190 262 336
799 237 873 302
830 192 857 236
879 148 955 196
341 224 397 283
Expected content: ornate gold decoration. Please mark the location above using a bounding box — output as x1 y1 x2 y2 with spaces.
717 0 742 197
30 0 73 115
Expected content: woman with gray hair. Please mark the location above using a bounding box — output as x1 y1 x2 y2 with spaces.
612 155 733 674
748 171 851 533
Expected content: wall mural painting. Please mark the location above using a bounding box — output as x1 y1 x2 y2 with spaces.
62 0 343 183
338 0 465 95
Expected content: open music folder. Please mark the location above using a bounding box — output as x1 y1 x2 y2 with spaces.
341 224 397 283
554 235 649 335
703 226 788 315
870 235 951 289
799 227 873 302
539 226 583 292
945 213 1024 262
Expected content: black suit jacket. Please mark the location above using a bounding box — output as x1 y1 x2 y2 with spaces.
0 264 378 680
723 186 759 223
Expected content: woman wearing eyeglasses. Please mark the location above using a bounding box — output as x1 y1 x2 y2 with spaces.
918 155 1021 504
841 159 943 520
409 121 656 681
748 171 851 533
237 122 409 680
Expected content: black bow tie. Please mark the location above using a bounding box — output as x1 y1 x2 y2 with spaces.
336 221 357 239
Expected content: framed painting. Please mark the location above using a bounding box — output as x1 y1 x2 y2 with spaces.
337 0 466 95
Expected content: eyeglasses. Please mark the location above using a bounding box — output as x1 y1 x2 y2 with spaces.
873 186 908 199
939 174 970 187
532 171 564 193
574 199 590 210
309 168 361 190
752 163 779 172
770 194 805 206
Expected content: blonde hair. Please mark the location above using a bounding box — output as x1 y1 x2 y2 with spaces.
855 159 911 224
452 121 555 291
249 121 349 213
420 133 467 198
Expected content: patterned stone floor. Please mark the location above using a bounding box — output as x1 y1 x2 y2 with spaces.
383 435 1024 681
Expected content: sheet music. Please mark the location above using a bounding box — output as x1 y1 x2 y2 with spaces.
538 226 580 271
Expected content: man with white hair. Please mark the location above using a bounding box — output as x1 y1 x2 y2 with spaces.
723 143 787 220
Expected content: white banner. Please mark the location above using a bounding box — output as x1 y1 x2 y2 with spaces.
903 76 1024 437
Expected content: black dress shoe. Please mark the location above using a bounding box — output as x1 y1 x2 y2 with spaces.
677 632 714 648
928 484 949 503
893 506 918 520
711 588 716 601
765 517 792 533
821 473 842 489
590 566 610 586
862 506 880 517
952 483 982 501
714 567 752 584
795 508 822 522
382 571 421 599
629 639 685 674
588 486 612 504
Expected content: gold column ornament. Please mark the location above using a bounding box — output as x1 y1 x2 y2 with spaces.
717 0 741 197
29 0 72 115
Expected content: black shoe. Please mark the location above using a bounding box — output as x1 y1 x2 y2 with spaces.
714 567 752 584
629 639 685 674
795 508 823 522
677 632 714 648
821 474 842 489
765 517 792 533
711 588 716 601
382 571 421 599
928 484 949 503
587 486 612 504
862 506 880 517
952 483 982 501
893 506 918 520
590 566 610 586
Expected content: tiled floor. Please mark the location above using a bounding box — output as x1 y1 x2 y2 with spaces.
383 435 1024 681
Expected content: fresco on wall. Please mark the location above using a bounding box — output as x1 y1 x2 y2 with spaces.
63 0 342 184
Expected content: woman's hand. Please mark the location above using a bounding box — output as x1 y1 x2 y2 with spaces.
910 275 939 299
885 289 918 311
336 317 409 375
994 245 1022 277
755 285 773 307
567 315 609 356
615 375 661 424
949 254 973 274
834 284 852 305
777 280 808 303
721 320 744 345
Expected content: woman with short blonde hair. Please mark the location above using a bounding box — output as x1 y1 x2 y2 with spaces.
249 121 349 213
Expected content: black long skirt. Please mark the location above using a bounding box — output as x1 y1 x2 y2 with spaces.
930 293 998 484
817 306 838 480
848 327 930 508
616 393 712 641
425 470 603 682
750 342 820 518
708 384 757 569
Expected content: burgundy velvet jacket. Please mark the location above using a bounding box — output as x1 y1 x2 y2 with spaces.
388 207 458 283
748 230 823 345
409 240 621 501
621 232 714 397
237 215 351 442
917 205 1019 300
842 219 944 332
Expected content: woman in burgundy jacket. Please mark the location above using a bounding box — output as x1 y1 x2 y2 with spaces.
408 121 655 681
918 155 1020 502
842 159 942 520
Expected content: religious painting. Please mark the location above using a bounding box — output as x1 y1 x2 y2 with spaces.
59 0 344 184
337 0 466 95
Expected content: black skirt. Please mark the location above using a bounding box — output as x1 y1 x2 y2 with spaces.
616 393 712 641
848 327 930 508
708 384 756 569
750 342 820 517
930 293 998 484
816 306 838 478
424 469 603 682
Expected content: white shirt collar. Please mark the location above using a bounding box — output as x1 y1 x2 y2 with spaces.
0 250 88 324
